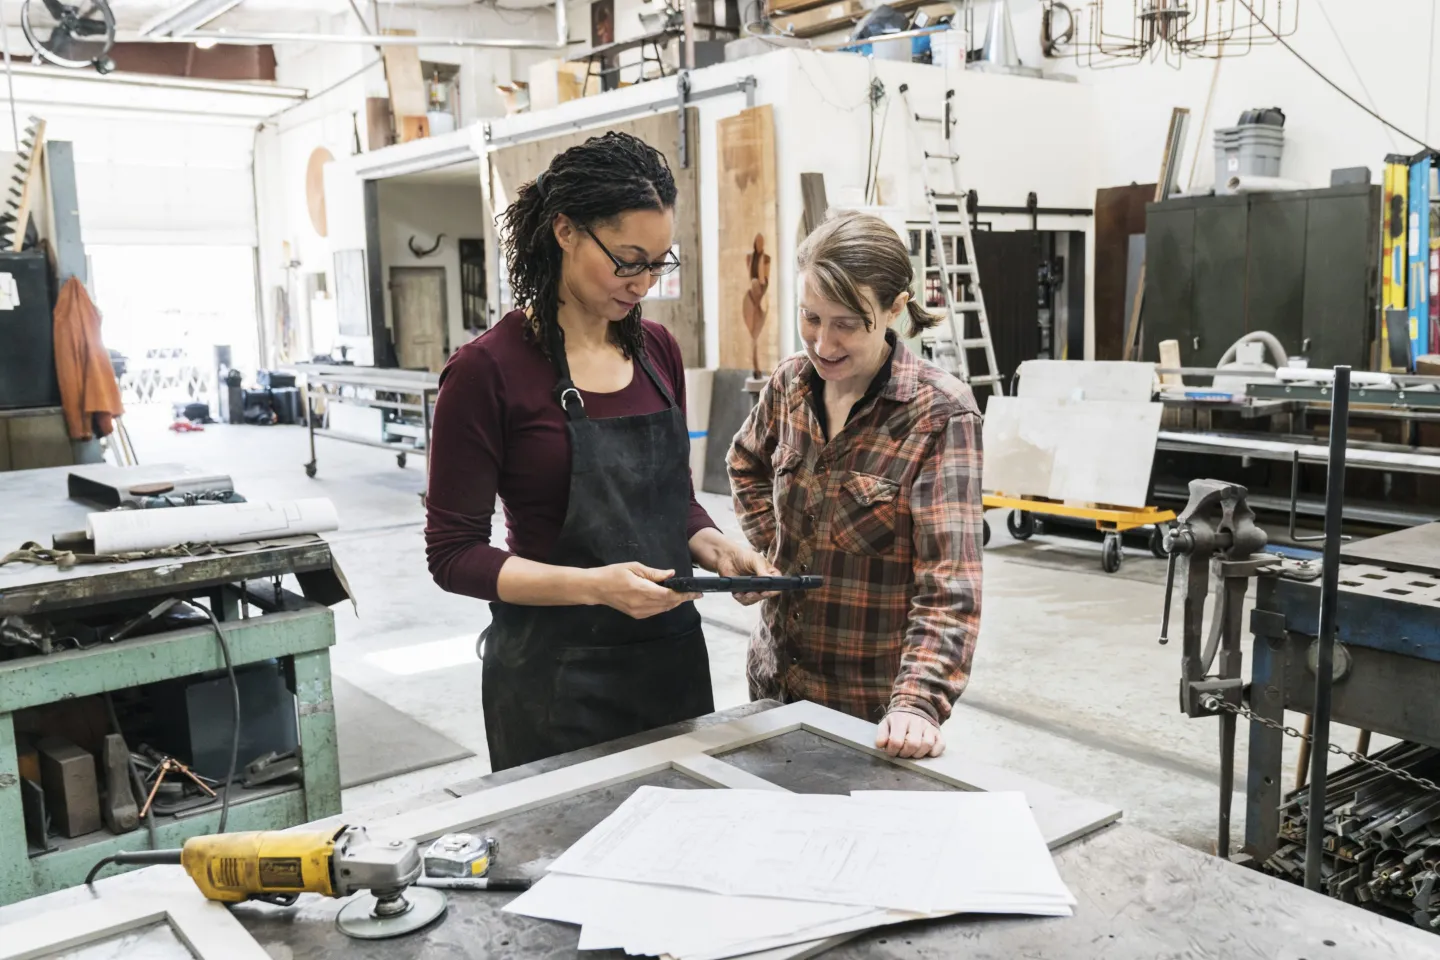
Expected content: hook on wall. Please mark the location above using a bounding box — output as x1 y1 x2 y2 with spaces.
408 233 446 258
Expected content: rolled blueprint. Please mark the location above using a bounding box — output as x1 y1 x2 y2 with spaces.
87 498 339 554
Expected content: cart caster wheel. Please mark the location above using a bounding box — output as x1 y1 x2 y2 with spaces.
1149 524 1170 560
1007 510 1035 541
397 452 408 469
1102 533 1123 574
304 462 317 479
983 519 991 547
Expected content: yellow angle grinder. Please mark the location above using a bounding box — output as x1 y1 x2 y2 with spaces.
86 825 446 940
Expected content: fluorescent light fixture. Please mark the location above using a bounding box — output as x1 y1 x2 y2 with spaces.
139 0 245 39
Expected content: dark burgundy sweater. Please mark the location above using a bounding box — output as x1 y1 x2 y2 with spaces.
424 311 715 602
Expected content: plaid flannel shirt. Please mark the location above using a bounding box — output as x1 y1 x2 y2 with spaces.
727 339 984 726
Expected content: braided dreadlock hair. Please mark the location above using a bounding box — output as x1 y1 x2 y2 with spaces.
499 131 677 360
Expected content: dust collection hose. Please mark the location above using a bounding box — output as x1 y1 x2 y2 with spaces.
85 848 183 887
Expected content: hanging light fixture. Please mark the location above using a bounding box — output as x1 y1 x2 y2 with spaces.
1042 0 1300 68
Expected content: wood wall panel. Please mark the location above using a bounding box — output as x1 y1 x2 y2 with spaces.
716 105 779 376
1094 184 1155 361
489 108 703 366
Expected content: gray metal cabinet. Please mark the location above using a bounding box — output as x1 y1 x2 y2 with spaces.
1303 187 1381 370
1245 194 1307 353
1144 205 1195 361
1191 200 1248 366
1144 184 1381 370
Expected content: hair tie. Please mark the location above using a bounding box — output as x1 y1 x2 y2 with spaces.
535 171 550 199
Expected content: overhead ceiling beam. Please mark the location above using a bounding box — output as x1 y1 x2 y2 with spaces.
139 0 246 38
172 0 569 50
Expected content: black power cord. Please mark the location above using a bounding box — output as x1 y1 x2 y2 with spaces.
189 600 241 835
86 597 242 891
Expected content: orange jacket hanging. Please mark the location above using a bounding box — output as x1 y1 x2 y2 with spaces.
53 277 124 440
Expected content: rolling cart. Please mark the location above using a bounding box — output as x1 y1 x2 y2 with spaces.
982 493 1177 574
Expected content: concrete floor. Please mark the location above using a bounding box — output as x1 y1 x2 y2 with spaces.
123 408 1370 854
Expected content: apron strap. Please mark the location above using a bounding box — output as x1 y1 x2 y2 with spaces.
545 316 677 416
634 349 678 409
543 318 587 422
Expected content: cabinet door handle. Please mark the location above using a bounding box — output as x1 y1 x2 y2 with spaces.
1302 337 1312 353
1193 336 1201 350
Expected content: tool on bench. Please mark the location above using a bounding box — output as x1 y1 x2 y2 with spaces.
421 833 531 892
423 832 495 878
86 825 446 940
416 875 532 891
662 575 822 593
138 751 216 818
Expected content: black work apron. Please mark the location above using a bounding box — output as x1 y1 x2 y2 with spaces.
479 321 714 772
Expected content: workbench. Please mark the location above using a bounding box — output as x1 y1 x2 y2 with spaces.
0 466 345 905
3 700 1437 959
1248 522 1440 861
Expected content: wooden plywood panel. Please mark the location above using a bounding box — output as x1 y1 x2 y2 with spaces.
717 105 778 376
1093 185 1154 361
489 108 704 366
982 397 1162 508
382 33 428 141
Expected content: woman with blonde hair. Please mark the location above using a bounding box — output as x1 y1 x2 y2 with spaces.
728 211 984 759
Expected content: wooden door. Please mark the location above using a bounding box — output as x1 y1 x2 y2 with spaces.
389 266 448 372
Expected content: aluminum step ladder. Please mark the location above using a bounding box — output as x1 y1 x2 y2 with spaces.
899 84 1003 394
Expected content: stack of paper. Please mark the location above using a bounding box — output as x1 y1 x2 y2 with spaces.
504 787 1075 959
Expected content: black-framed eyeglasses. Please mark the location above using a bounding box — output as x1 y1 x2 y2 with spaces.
585 226 680 278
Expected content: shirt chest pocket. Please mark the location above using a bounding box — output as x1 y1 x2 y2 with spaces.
831 472 901 557
771 445 806 540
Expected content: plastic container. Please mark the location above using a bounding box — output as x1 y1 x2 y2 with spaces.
1214 123 1285 194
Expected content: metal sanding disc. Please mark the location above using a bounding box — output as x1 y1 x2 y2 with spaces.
336 887 448 940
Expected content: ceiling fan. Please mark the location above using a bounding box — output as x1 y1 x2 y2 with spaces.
19 0 118 74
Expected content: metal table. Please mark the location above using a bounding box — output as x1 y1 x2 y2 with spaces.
292 364 439 480
0 466 345 904
2 702 1438 957
1243 522 1440 912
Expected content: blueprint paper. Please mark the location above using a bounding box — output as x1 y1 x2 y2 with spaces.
87 498 339 553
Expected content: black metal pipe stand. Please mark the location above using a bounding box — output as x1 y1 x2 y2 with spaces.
1305 365 1350 892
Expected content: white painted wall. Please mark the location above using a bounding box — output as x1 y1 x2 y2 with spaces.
253 4 560 367
376 179 489 356
1002 0 1440 192
480 48 1095 365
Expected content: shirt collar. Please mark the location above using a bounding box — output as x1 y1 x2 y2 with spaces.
805 329 914 404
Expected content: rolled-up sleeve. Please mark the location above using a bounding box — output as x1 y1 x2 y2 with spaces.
888 410 983 725
726 371 782 553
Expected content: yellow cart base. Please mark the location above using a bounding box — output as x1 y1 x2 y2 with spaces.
982 494 1177 574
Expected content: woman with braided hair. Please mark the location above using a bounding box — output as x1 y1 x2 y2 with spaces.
425 132 777 770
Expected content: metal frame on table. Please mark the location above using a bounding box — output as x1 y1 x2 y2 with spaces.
0 700 1122 959
0 893 270 960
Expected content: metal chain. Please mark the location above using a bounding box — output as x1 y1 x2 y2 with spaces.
1200 694 1440 795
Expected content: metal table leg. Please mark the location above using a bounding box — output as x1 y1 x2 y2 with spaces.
0 713 30 905
290 650 341 822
